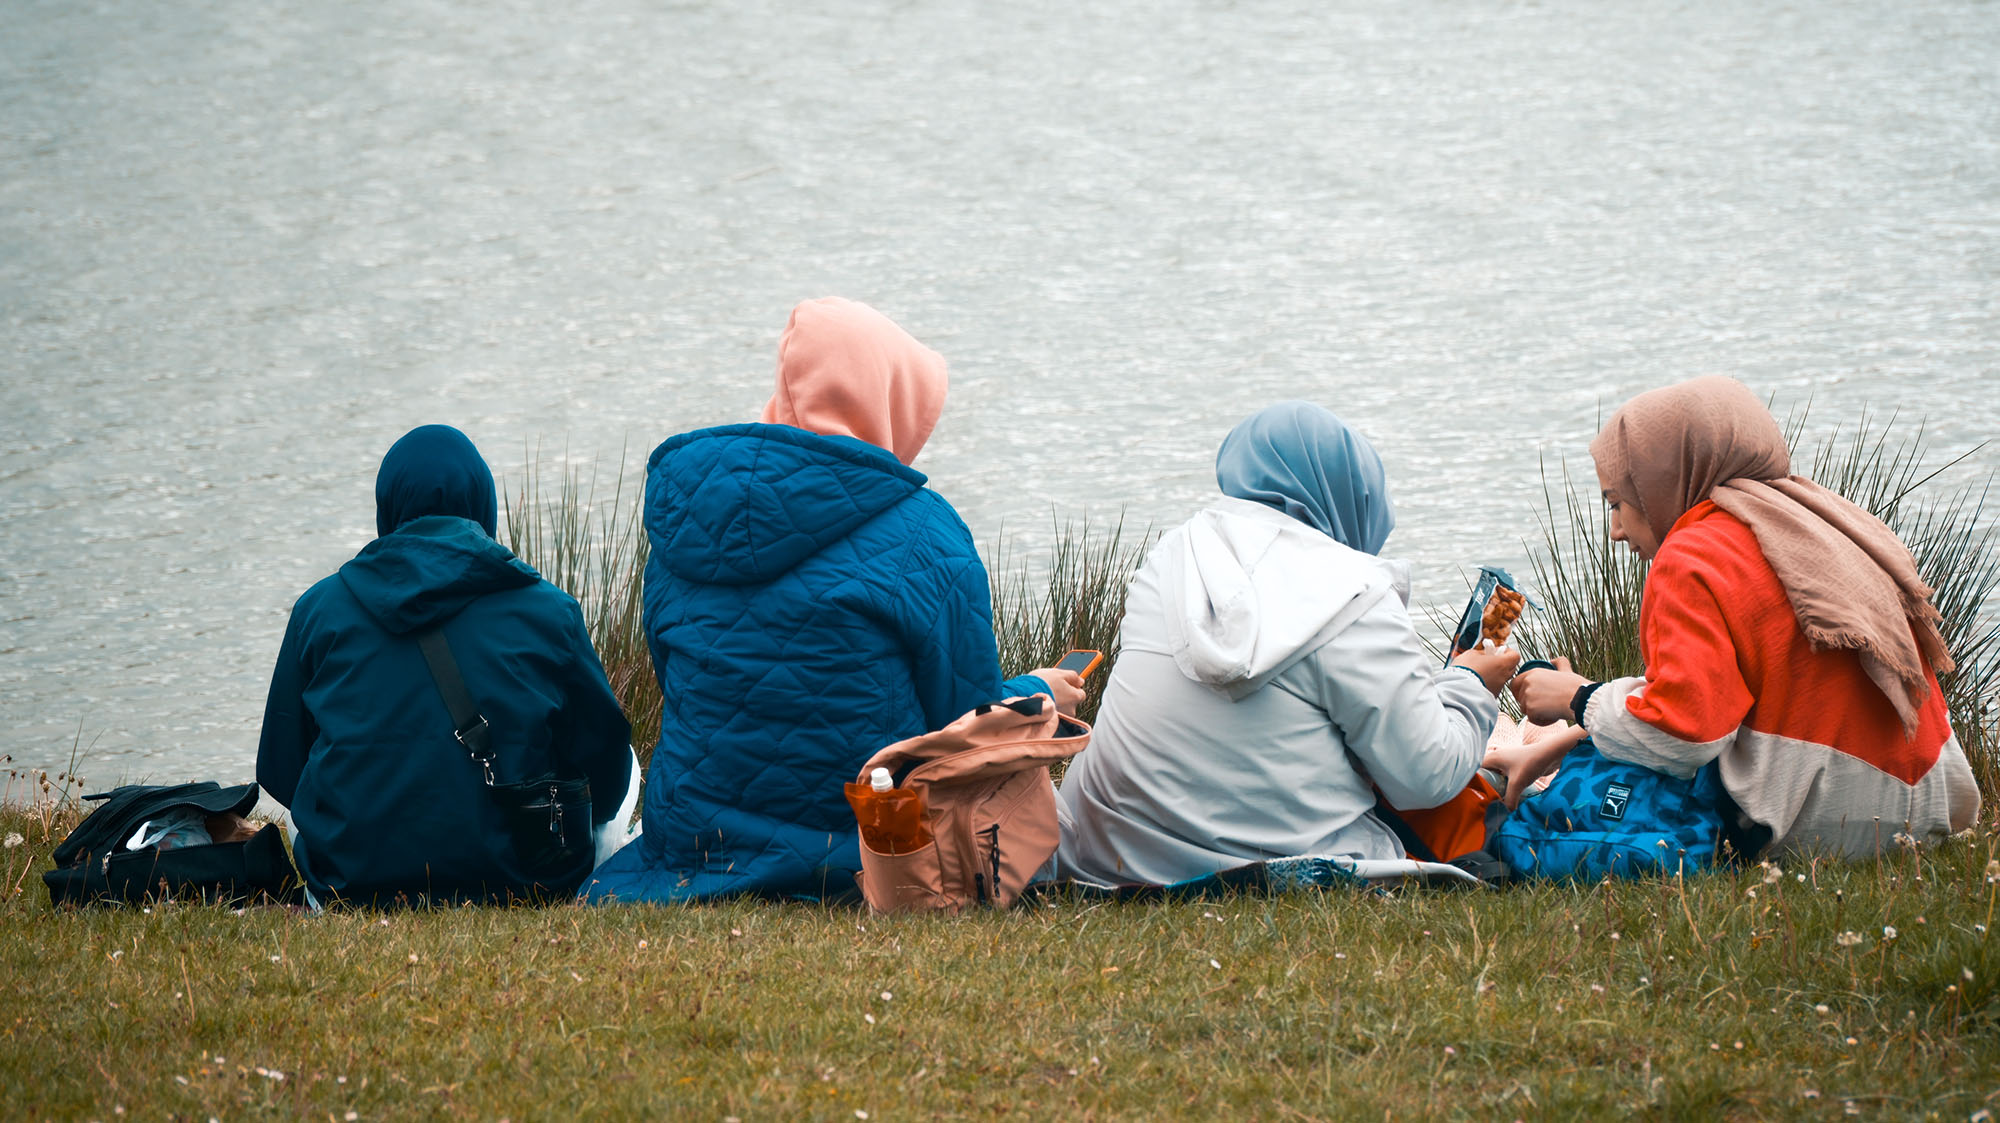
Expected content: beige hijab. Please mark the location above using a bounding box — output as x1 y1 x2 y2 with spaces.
759 297 947 466
1590 376 1951 733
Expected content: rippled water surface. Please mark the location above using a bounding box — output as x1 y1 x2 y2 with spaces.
3 0 1996 780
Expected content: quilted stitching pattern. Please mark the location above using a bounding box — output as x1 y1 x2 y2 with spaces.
585 424 1032 904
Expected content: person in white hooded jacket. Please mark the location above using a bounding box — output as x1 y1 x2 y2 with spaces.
1055 402 1518 886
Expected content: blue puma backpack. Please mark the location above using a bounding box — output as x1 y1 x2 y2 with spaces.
1492 739 1726 880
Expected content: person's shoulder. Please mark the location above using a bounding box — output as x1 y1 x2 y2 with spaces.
477 573 586 622
1653 504 1778 593
289 570 356 618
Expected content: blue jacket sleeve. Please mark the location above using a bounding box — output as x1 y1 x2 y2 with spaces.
255 605 317 809
551 600 634 829
1003 673 1052 699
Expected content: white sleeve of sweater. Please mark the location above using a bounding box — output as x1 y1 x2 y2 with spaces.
1297 593 1496 811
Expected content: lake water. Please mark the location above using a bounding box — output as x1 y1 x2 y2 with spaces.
3 0 1996 784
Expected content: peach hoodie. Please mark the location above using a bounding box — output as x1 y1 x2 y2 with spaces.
758 298 948 465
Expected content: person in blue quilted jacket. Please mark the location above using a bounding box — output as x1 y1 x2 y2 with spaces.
584 298 1084 903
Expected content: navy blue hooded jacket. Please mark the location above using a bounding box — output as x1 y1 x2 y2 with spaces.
257 426 632 904
583 423 1045 903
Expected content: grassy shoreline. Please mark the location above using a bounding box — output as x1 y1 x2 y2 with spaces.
3 795 1996 1120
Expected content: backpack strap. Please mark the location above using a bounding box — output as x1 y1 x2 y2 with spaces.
415 627 496 786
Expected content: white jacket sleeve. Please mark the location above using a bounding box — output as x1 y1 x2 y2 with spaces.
1291 592 1495 811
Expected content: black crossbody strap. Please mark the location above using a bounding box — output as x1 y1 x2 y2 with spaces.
415 627 496 786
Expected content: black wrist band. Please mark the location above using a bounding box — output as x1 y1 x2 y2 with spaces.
1569 681 1603 725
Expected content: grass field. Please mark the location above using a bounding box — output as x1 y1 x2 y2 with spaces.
3 794 1996 1121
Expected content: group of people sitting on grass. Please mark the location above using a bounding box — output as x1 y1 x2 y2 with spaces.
254 297 1982 906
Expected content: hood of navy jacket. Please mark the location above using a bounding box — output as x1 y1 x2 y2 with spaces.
337 515 540 635
375 424 500 539
647 423 926 586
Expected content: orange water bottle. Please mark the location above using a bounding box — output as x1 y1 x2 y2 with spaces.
846 767 933 855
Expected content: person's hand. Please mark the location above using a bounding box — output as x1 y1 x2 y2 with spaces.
1508 656 1589 723
1027 668 1088 716
1482 724 1589 809
1449 642 1521 696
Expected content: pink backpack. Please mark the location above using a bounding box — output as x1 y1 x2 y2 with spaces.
851 697 1091 914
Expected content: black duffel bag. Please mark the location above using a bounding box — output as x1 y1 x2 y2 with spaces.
44 782 303 907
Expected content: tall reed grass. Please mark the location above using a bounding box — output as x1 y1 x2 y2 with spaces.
500 451 662 761
987 518 1156 728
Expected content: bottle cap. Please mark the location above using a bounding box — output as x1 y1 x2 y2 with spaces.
869 767 893 792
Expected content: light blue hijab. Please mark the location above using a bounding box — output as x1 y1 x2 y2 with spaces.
1215 401 1395 555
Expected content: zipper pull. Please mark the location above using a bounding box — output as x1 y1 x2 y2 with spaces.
548 784 563 837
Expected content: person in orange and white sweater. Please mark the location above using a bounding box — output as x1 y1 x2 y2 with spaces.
1508 377 1979 859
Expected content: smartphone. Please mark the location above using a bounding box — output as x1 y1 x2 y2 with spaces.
1055 649 1104 679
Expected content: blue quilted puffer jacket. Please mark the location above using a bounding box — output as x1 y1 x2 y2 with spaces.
583 423 1047 903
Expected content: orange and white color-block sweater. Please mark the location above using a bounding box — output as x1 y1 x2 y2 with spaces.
1584 501 1981 858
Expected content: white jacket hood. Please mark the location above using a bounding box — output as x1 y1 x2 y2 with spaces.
1159 497 1407 699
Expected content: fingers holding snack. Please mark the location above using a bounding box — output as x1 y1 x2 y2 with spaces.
1451 643 1521 696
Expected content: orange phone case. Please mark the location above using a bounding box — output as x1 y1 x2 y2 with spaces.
1057 649 1104 679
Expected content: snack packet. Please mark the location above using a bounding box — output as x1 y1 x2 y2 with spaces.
1447 565 1535 660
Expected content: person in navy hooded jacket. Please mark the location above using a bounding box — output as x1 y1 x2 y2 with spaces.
257 425 636 906
584 298 1084 904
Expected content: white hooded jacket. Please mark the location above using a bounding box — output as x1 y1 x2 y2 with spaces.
1055 498 1496 886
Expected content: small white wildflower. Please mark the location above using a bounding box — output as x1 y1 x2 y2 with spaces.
1590 984 1605 994
1845 1036 1859 1046
856 1112 869 1121
174 1076 188 1086
1334 952 1346 960
1882 926 1898 941
1443 1046 1456 1056
1985 859 2000 884
1745 887 1758 899
1814 1004 1830 1015
1802 1089 1820 1100
408 953 419 964
335 1076 346 1084
636 940 648 950
1210 959 1221 970
1796 873 1807 883
1965 967 1976 982
1891 831 1916 851
1759 861 1782 885
269 955 281 963
1835 931 1864 948
1732 1041 1743 1050
345 1114 358 1122
111 950 122 960
2 832 23 849
880 991 892 1002
863 1013 875 1025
